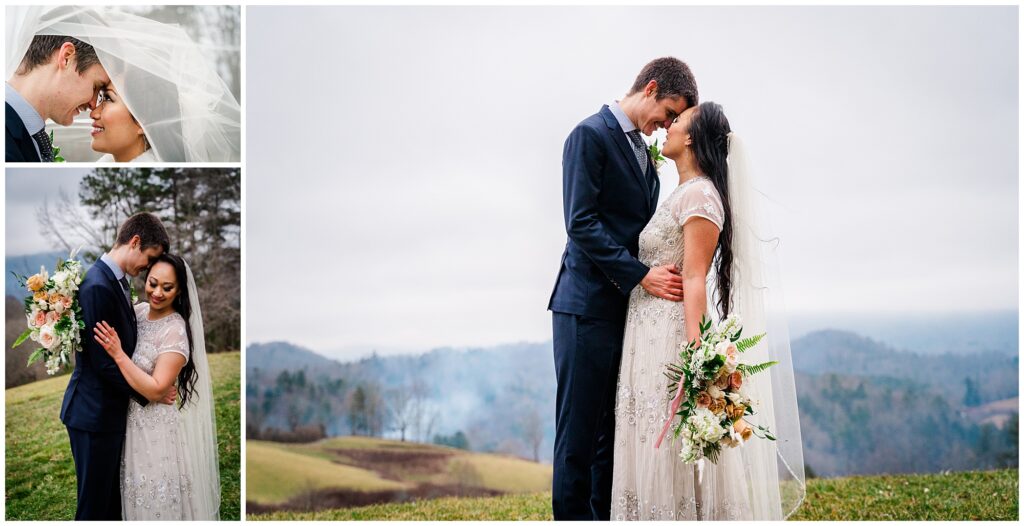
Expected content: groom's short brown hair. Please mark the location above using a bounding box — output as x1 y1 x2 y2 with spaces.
114 212 170 252
15 35 101 75
629 57 699 108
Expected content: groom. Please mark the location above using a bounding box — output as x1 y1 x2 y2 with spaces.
60 212 175 521
6 35 109 161
548 57 698 520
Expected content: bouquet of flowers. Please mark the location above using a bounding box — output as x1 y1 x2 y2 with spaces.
654 313 778 468
11 250 86 375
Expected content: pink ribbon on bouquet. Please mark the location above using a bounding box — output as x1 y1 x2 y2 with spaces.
654 379 687 449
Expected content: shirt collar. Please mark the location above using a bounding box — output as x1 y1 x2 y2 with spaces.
100 253 127 282
609 100 637 134
5 83 45 135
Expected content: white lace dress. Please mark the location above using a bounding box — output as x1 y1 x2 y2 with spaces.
121 302 194 520
611 176 755 521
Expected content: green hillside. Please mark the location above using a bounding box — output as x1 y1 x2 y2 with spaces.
5 351 241 520
249 467 1017 521
246 436 552 513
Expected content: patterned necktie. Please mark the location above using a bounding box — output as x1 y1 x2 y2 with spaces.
626 129 649 176
119 276 132 304
31 129 54 162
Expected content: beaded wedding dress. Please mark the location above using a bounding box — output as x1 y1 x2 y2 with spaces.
610 147 805 520
121 264 220 520
121 302 194 520
610 176 761 520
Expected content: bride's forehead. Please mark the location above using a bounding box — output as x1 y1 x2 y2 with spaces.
146 262 177 282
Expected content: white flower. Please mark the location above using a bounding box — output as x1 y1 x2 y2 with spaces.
679 439 700 464
45 354 62 375
707 385 724 400
687 407 728 443
38 323 61 350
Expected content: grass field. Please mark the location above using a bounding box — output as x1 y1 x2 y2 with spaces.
246 436 552 511
5 351 241 520
249 467 1018 521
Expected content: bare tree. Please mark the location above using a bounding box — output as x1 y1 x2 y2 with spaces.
385 387 415 442
521 407 544 462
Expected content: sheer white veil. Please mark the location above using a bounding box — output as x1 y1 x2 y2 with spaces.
181 262 220 520
6 6 241 162
720 133 805 519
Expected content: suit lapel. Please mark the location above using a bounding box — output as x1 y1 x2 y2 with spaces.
648 160 660 212
6 103 41 162
600 106 652 215
96 260 138 346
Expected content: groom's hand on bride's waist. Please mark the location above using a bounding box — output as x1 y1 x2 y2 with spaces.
640 264 684 302
158 385 177 406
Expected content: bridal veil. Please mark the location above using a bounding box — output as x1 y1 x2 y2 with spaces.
181 263 220 519
718 133 805 518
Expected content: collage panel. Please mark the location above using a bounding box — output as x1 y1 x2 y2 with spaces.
6 5 240 163
5 167 242 521
242 5 1018 522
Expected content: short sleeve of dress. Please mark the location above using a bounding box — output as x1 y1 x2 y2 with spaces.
134 302 148 318
671 179 725 231
156 314 190 363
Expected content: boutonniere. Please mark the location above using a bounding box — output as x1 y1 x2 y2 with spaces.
648 139 666 170
49 131 66 162
129 280 138 305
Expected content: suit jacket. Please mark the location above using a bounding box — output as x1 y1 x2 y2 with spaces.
6 102 41 162
61 260 148 434
548 105 659 322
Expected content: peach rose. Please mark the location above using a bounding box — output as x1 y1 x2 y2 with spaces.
729 371 743 390
32 310 46 327
725 344 738 372
696 391 712 408
33 291 48 303
714 372 730 389
733 419 754 441
38 324 58 350
729 404 746 420
46 311 59 324
709 399 727 415
26 274 45 292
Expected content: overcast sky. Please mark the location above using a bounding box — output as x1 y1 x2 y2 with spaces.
246 6 1017 358
5 169 91 255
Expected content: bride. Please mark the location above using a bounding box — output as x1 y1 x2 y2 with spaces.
88 83 156 162
6 6 241 162
611 102 804 520
92 254 220 520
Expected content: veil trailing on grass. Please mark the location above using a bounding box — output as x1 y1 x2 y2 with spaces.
6 6 240 162
181 262 220 519
718 133 805 518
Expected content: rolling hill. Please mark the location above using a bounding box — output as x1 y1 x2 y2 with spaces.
246 436 552 514
247 467 1018 520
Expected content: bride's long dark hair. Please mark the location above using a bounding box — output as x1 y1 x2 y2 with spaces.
688 101 734 317
149 253 198 407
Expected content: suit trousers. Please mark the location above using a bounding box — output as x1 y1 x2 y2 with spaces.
67 426 125 520
552 311 624 521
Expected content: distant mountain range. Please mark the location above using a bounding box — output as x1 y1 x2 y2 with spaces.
247 329 1018 477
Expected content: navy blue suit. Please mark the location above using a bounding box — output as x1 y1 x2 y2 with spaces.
6 102 41 162
61 260 148 520
548 105 658 520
